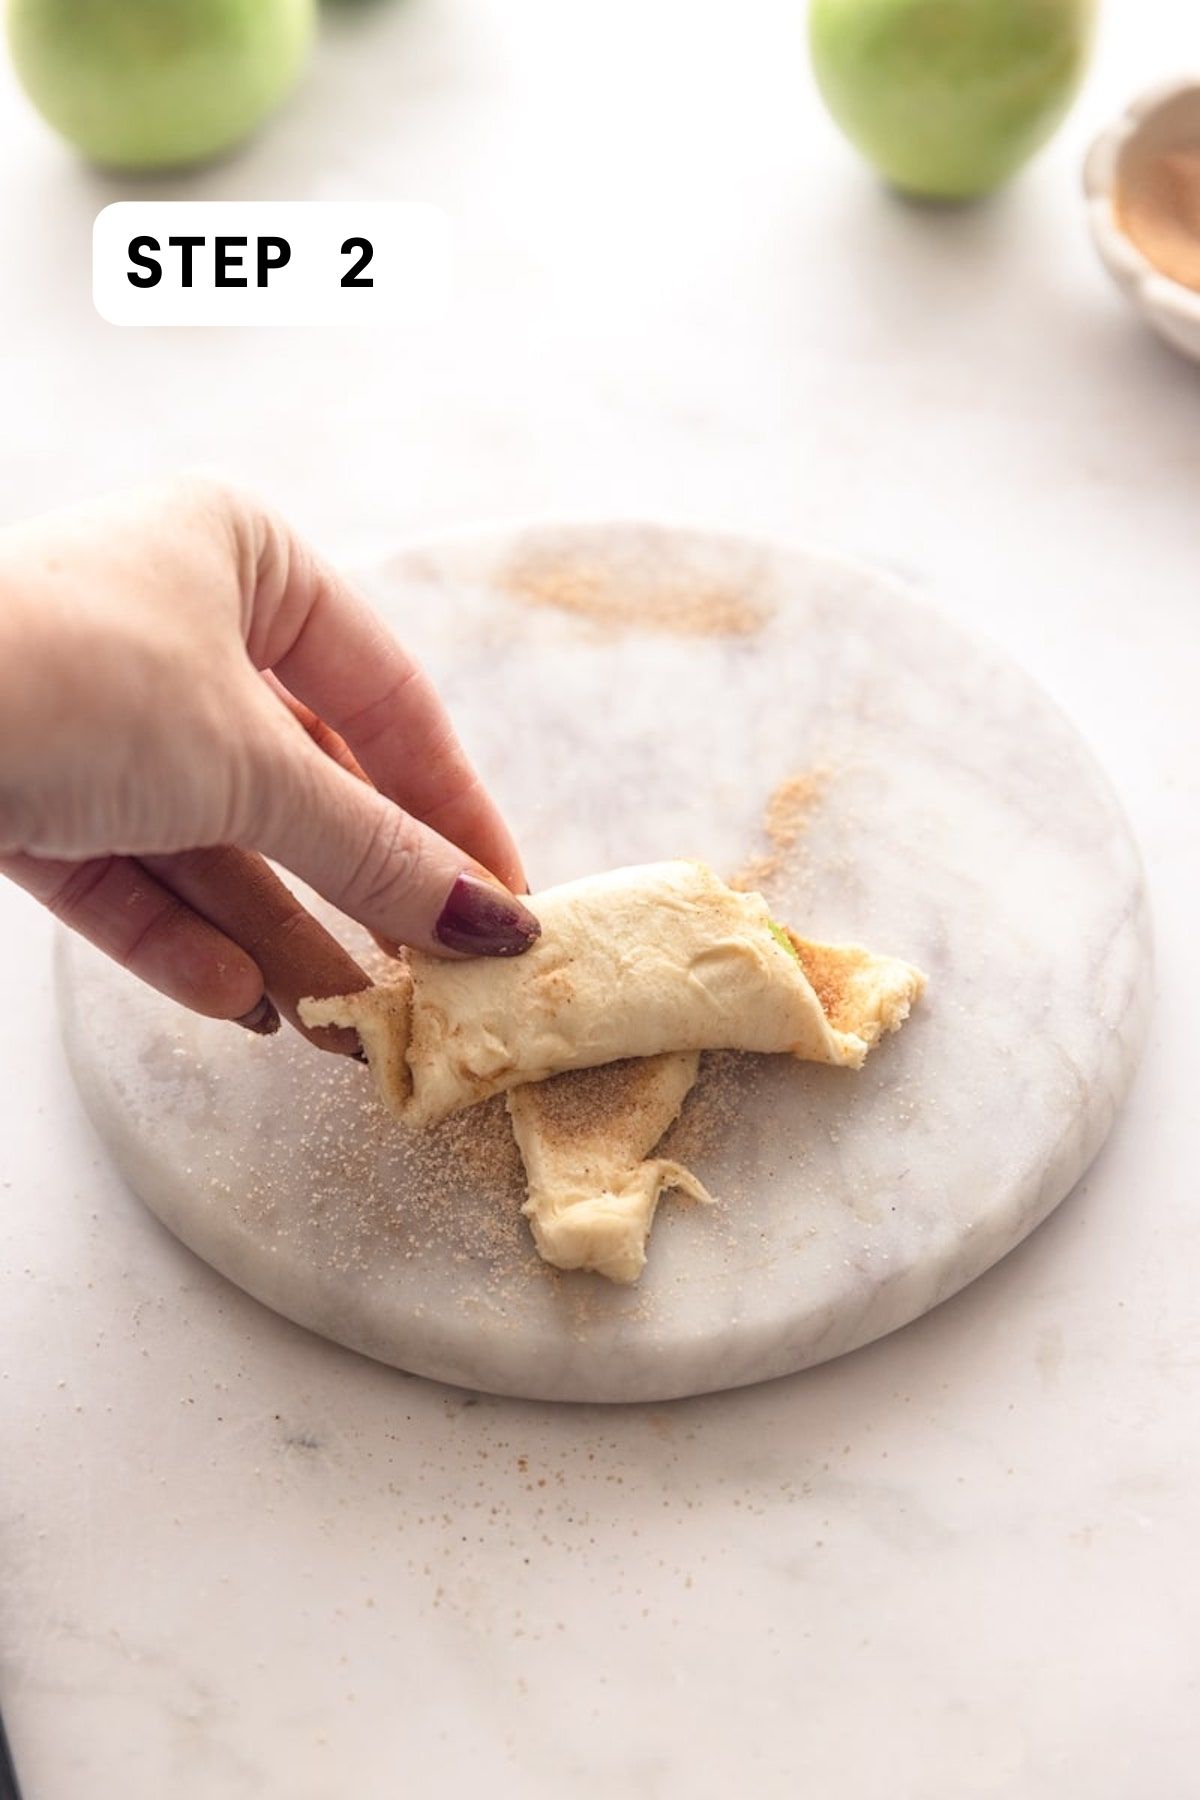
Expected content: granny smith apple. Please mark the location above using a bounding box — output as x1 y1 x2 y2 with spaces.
7 0 316 170
809 0 1095 199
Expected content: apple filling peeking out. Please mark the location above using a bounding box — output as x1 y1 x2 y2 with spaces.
301 862 926 1284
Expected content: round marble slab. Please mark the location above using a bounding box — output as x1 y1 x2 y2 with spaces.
56 524 1151 1403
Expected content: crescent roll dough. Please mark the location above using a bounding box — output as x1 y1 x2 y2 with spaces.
507 1054 712 1285
299 861 925 1130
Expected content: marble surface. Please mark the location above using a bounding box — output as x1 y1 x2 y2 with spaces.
2 2 1198 1795
57 524 1150 1403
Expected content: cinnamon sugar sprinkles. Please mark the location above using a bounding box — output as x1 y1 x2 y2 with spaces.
518 1058 669 1148
500 546 770 638
242 769 843 1304
729 767 830 892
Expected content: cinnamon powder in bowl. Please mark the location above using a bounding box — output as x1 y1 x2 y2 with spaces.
1084 79 1200 360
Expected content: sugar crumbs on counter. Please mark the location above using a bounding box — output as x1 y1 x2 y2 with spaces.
499 550 769 638
222 1047 539 1292
661 1051 758 1178
729 766 830 892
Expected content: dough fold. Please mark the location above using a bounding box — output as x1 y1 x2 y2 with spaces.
300 861 925 1130
506 1053 711 1284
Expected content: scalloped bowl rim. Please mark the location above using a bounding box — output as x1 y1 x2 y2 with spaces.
1084 75 1200 338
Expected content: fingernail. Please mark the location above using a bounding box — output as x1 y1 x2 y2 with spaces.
235 995 281 1036
434 873 542 957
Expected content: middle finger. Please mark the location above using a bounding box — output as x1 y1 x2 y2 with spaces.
143 845 373 1056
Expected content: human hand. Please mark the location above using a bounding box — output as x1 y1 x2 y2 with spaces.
0 480 539 1049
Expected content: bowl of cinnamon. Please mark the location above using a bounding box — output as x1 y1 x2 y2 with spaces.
1084 77 1200 361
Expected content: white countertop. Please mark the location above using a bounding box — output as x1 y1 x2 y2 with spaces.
1 3 1196 1795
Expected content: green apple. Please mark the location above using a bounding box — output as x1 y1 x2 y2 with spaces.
7 0 316 170
809 0 1095 199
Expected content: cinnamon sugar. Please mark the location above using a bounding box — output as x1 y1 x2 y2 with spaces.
501 555 768 638
661 1051 757 1169
1116 145 1200 293
238 768 848 1299
517 1058 669 1146
787 938 853 1031
226 1047 535 1287
729 767 829 891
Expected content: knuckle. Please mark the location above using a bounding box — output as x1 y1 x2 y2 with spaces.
43 857 117 926
339 665 423 747
239 713 309 847
420 721 469 785
210 745 262 848
169 471 244 522
194 681 285 848
423 763 485 831
115 895 191 979
344 806 424 917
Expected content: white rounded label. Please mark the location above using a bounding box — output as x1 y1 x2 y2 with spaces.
93 202 451 328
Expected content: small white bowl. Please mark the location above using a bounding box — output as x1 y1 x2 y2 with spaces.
1084 77 1200 361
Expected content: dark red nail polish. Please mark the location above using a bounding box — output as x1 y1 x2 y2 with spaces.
434 873 542 957
235 996 281 1036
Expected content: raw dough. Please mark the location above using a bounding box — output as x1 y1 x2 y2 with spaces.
507 1053 711 1284
300 861 925 1129
300 862 925 1282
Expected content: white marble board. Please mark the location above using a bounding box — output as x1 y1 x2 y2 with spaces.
56 523 1151 1403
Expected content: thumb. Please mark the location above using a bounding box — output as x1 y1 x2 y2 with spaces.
246 724 541 959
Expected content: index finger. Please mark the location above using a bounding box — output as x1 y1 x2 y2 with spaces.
244 509 528 894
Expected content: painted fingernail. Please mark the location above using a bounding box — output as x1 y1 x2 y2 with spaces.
235 996 281 1036
434 873 542 957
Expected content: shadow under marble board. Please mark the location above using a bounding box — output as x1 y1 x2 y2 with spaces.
56 523 1152 1403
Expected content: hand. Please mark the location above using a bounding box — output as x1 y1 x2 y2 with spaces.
0 480 539 1049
